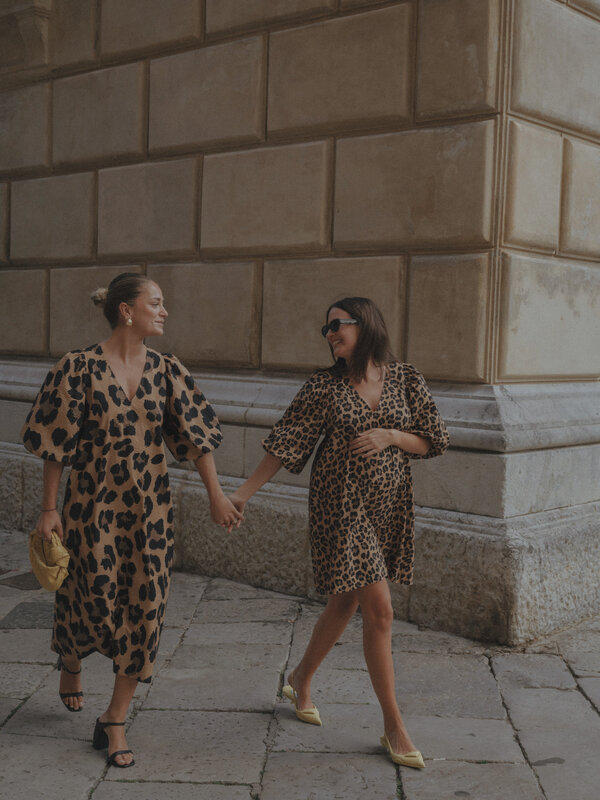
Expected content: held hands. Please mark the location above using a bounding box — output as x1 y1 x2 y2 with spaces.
34 509 64 542
228 490 247 516
210 492 244 533
349 428 395 459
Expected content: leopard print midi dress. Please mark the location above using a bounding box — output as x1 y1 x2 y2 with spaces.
263 362 449 595
22 345 221 682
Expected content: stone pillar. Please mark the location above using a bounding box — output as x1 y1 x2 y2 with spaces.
0 0 598 643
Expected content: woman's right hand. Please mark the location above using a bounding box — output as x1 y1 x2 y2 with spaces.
34 510 63 542
228 490 248 515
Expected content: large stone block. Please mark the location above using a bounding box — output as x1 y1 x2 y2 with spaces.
49 265 143 356
201 141 332 255
11 173 94 261
146 262 261 367
334 120 494 250
100 0 202 58
504 120 562 250
498 253 600 380
561 138 600 258
0 184 7 262
0 83 50 173
53 63 145 166
149 37 265 154
268 5 412 136
570 0 600 19
407 253 490 382
0 3 50 77
262 257 406 369
511 0 600 138
51 0 96 67
416 0 500 120
205 0 336 36
98 159 198 258
0 269 47 354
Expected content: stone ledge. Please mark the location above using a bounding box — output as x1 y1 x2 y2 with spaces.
1 360 598 453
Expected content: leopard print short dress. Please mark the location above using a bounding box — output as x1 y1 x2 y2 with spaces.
22 344 221 682
263 362 448 595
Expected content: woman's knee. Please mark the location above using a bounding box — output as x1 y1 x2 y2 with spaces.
327 591 359 617
360 589 394 630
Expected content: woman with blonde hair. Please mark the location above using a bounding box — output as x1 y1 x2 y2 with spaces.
230 297 448 769
22 273 241 768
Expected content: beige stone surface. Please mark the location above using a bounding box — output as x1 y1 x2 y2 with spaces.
416 0 500 120
11 172 95 261
268 5 412 136
0 401 33 445
340 0 389 6
262 256 405 369
100 0 202 57
211 423 244 479
146 261 260 366
407 253 490 382
0 83 50 172
51 0 96 67
201 141 332 255
0 270 47 355
53 63 145 165
0 184 7 262
149 37 265 154
561 137 600 258
570 0 600 18
0 5 51 76
504 119 562 250
498 253 600 379
334 120 494 249
205 0 336 35
49 265 143 356
511 0 600 138
98 159 198 258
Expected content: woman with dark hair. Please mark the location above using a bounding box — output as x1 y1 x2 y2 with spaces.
22 273 241 768
229 297 448 769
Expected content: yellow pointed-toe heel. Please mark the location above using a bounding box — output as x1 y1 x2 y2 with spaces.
380 734 425 769
282 683 322 726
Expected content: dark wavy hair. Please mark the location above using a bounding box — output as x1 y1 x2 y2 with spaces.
326 297 395 381
91 273 151 329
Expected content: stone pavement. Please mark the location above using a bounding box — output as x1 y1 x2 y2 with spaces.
1 528 599 800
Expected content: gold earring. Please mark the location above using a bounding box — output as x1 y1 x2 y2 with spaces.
126 318 133 327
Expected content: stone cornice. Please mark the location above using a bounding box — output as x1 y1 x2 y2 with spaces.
1 358 598 453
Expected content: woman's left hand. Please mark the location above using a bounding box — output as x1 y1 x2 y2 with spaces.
210 493 244 533
349 428 394 458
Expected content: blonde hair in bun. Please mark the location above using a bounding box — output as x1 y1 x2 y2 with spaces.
91 287 109 307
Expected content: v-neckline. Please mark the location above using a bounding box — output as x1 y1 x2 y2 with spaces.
345 368 387 414
97 344 150 404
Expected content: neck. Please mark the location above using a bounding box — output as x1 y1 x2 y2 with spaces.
101 329 146 361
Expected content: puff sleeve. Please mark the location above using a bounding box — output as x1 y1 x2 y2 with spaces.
162 354 222 462
402 364 449 460
21 351 88 464
262 371 330 474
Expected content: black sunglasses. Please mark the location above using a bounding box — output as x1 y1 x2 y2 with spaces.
321 318 359 338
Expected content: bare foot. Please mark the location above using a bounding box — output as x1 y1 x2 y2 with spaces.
99 715 134 767
288 668 314 711
58 657 83 711
385 724 418 755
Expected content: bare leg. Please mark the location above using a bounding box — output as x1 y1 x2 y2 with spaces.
99 674 138 766
289 590 359 710
358 580 416 754
59 654 83 711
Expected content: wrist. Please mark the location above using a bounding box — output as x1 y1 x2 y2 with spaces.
41 507 57 512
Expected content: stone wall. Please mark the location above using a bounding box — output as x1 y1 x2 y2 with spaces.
0 0 599 644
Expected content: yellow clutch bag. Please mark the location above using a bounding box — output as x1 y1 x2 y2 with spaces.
29 529 70 591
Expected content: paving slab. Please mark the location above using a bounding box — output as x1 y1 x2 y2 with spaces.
304 667 377 705
91 784 253 800
0 627 55 663
0 732 104 800
202 577 297 601
184 621 293 646
492 653 577 689
162 572 209 628
0 696 22 725
563 651 600 678
118 710 270 783
273 702 382 752
0 593 23 620
166 642 287 671
261 751 398 800
401 760 545 800
402 715 524 763
392 653 505 718
301 639 367 670
0 599 54 629
0 572 41 590
0 662 53 698
503 687 600 800
392 629 486 655
145 664 280 711
579 677 600 711
192 598 300 623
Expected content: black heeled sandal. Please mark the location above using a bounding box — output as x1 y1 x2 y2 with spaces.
57 655 83 712
93 718 135 768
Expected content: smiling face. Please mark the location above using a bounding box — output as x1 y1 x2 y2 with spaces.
125 281 168 337
326 307 360 362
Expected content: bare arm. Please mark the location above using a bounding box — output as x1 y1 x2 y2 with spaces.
194 451 243 532
229 453 283 513
34 459 65 541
